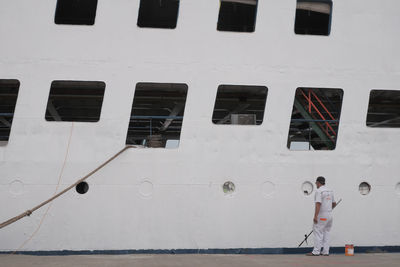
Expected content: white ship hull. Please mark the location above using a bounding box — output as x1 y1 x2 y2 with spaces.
1 0 400 253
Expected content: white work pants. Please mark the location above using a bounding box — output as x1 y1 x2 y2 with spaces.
312 214 333 255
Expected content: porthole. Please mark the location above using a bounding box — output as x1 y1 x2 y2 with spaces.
223 181 235 194
261 181 275 197
302 181 313 196
359 182 371 195
76 182 89 194
9 180 24 195
139 180 154 198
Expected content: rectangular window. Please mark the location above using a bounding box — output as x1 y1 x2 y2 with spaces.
126 83 188 148
55 0 98 25
137 0 180 29
0 80 20 144
294 0 332 36
45 81 105 122
217 0 258 32
212 85 267 125
366 90 400 128
287 87 343 150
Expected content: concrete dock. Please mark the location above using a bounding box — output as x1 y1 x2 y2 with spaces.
1 253 400 267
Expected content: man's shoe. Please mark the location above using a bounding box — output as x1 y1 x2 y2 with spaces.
321 254 329 256
306 252 320 256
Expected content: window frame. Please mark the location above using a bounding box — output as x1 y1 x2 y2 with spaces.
54 0 99 26
212 84 268 126
0 79 20 145
287 87 344 151
294 0 333 36
45 80 106 123
126 82 188 148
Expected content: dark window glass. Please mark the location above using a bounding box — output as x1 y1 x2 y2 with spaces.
45 81 105 122
137 0 180 29
55 0 98 25
366 90 400 128
0 80 20 143
217 0 258 32
287 87 343 150
295 0 332 36
212 85 267 125
126 83 188 148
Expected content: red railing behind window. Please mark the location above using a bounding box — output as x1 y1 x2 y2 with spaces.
299 89 337 139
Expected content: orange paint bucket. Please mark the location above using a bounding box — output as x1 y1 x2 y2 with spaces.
345 244 354 256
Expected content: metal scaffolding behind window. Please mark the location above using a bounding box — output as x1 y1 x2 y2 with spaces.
0 80 20 144
212 85 267 125
45 81 105 122
55 0 98 25
217 0 258 32
126 83 188 148
366 90 400 128
294 0 332 36
137 0 180 29
287 87 343 150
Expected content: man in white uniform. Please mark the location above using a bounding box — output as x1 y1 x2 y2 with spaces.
307 176 336 256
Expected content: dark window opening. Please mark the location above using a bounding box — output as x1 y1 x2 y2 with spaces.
366 90 400 128
0 80 20 143
55 0 98 25
76 182 89 194
45 81 105 122
212 85 267 125
137 0 180 29
126 83 188 148
217 0 258 32
287 87 343 150
294 0 332 36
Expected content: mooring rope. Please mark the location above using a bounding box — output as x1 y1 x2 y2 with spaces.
0 145 135 230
